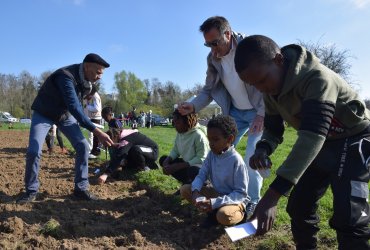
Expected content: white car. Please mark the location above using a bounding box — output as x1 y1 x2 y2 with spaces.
0 112 18 123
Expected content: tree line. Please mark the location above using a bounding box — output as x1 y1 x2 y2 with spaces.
1 41 369 119
0 70 209 119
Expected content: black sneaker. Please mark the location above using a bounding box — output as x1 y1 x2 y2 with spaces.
73 189 99 201
200 210 219 229
16 192 37 204
245 202 257 220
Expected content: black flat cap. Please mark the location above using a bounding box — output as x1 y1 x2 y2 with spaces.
83 53 110 68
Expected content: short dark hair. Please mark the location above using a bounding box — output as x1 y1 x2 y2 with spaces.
234 35 280 73
102 106 113 117
173 109 198 129
207 115 238 138
106 127 122 143
199 16 231 34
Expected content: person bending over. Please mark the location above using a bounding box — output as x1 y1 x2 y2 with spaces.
98 127 159 184
234 35 370 249
17 53 113 204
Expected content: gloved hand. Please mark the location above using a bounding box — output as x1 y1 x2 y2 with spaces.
249 148 272 170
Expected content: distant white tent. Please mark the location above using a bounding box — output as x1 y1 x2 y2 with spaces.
174 95 221 116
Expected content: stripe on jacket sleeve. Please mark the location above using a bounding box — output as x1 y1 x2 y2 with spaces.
300 99 335 136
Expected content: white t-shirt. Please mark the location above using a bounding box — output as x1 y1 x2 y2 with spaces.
85 92 102 120
220 42 253 110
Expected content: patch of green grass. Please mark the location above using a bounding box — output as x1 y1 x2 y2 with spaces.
0 122 31 130
135 168 180 194
39 218 61 238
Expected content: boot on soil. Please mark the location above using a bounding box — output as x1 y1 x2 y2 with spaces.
16 192 37 204
73 189 99 201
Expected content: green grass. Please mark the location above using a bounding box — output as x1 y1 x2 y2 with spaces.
0 122 32 130
39 218 62 238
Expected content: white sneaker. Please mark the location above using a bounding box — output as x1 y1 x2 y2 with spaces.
88 154 97 159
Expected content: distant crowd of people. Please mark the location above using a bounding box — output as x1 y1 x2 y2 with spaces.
11 15 370 250
116 108 154 129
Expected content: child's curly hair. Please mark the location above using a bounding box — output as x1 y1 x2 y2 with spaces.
106 128 122 143
173 109 198 129
207 115 238 138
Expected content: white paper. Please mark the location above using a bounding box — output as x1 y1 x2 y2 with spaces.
224 220 257 242
139 146 153 153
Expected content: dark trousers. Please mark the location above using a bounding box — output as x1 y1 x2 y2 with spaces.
90 119 101 155
106 135 159 174
287 129 370 250
127 145 158 169
45 127 64 149
159 155 201 184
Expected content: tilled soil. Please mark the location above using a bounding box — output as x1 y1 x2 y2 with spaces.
0 130 268 249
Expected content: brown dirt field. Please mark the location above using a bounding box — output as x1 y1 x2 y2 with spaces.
0 130 295 250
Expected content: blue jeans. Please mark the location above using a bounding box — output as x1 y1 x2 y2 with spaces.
230 105 263 204
25 111 90 194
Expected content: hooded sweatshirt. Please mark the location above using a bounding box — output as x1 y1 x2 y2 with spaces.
191 146 249 209
260 45 370 193
169 123 210 167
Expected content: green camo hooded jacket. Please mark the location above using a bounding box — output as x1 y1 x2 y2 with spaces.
260 44 370 192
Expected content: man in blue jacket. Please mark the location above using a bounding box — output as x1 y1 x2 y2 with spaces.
17 53 113 204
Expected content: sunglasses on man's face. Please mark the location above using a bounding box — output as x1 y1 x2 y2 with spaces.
204 38 222 48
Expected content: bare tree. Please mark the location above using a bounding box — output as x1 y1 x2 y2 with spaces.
149 78 163 105
4 74 22 115
38 70 53 88
0 74 7 111
182 83 203 101
298 39 355 87
19 71 38 118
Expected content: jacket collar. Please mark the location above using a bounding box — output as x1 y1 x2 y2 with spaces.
209 31 246 86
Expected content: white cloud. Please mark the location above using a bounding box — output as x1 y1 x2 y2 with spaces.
52 0 85 6
351 0 370 8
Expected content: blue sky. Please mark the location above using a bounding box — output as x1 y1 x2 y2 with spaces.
1 0 370 99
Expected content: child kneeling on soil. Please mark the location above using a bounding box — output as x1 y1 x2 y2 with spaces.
98 127 159 184
180 115 249 228
159 109 210 187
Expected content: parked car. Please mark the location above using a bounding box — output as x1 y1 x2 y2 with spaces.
152 114 170 126
20 118 32 124
0 112 18 123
